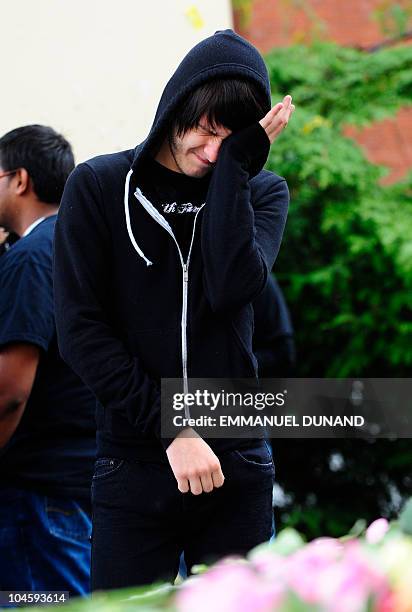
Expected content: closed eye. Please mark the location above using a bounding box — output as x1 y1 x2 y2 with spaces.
196 122 232 139
198 124 216 135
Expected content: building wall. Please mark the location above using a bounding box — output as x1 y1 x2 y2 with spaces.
234 0 412 184
0 0 232 163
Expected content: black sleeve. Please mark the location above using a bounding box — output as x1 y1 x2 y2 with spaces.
53 163 170 451
201 122 289 313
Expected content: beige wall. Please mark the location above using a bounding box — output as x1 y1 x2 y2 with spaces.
0 0 232 163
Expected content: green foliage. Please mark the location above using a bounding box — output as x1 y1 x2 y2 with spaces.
264 44 412 542
399 497 412 534
268 43 412 126
23 583 174 612
373 0 412 38
264 41 412 376
249 526 305 557
273 436 412 540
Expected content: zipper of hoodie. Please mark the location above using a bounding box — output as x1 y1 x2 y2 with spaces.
134 187 205 419
182 263 189 408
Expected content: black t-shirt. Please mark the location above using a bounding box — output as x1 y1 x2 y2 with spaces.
137 156 211 259
0 216 96 501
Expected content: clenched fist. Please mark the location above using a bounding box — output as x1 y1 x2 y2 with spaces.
166 427 225 495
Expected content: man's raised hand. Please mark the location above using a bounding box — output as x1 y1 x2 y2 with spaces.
259 95 295 144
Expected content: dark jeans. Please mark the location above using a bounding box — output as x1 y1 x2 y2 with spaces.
91 441 275 590
0 488 91 596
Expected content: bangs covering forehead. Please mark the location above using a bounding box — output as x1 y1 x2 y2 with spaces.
172 78 268 136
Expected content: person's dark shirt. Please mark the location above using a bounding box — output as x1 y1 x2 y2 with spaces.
137 156 211 259
0 216 96 501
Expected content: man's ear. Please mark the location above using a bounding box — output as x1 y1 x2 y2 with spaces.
14 168 30 196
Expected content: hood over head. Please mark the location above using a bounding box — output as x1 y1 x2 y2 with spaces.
131 29 271 171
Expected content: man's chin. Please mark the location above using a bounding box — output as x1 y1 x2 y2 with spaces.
188 164 212 179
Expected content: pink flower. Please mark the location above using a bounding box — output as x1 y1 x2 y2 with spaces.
284 537 344 603
273 538 391 611
175 533 395 612
249 549 285 582
320 541 392 612
366 519 390 545
176 558 285 612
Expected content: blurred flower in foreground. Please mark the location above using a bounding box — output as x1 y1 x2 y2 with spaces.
174 503 412 612
176 529 396 612
375 535 412 612
366 518 390 544
177 558 285 612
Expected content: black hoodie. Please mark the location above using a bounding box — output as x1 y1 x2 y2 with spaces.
53 29 289 461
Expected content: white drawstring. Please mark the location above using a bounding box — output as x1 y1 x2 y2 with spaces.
124 169 153 267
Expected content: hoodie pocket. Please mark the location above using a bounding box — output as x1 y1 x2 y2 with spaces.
126 327 181 379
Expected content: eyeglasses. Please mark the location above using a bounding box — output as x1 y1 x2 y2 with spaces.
0 170 18 179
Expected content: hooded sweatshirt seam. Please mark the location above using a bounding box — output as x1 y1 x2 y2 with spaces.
83 162 105 201
81 161 112 226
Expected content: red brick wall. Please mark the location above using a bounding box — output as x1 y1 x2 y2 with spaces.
234 0 412 184
344 108 412 184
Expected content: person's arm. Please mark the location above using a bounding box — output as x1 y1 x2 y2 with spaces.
201 98 293 313
53 163 169 448
0 256 54 448
0 343 40 448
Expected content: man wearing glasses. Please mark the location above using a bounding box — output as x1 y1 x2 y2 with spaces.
0 125 96 595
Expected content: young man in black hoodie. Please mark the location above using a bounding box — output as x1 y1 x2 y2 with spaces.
53 30 294 589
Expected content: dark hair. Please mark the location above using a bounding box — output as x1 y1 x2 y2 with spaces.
0 125 75 204
171 78 268 137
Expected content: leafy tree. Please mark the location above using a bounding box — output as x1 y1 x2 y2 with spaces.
264 41 412 538
265 41 412 376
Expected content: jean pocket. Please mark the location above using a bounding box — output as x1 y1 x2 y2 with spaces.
234 441 274 470
92 457 125 480
45 497 91 541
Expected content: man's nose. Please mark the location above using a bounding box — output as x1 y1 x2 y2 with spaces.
204 140 222 164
